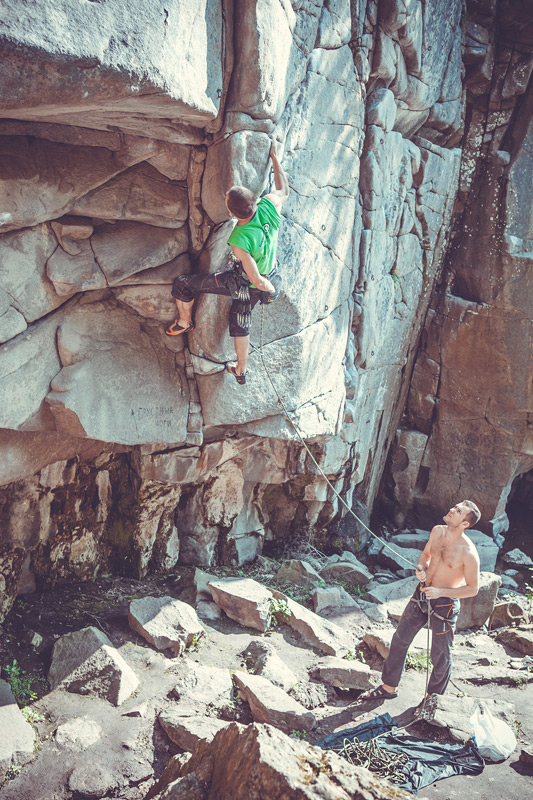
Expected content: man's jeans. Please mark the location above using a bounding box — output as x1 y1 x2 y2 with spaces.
382 584 460 695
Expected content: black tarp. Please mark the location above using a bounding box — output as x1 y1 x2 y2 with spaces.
317 713 485 794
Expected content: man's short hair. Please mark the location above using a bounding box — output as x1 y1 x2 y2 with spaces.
461 500 481 528
226 186 256 219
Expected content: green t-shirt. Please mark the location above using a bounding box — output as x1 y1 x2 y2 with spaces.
227 197 281 284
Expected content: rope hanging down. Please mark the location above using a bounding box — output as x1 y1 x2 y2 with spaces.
254 304 434 735
255 305 418 571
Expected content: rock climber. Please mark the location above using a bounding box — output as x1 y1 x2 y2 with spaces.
360 500 481 703
166 140 289 385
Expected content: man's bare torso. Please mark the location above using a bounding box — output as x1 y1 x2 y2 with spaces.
425 525 473 589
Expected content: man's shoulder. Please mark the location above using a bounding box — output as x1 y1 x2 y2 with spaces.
259 195 282 221
462 533 480 557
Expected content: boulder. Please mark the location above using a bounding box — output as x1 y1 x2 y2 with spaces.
207 578 273 632
242 640 298 691
388 530 431 550
452 633 526 686
289 682 328 710
166 721 414 800
496 627 533 656
457 572 502 630
503 548 533 568
67 763 118 798
0 679 35 777
465 530 499 573
374 544 421 572
196 601 223 620
364 576 417 605
55 717 102 750
490 600 528 628
274 559 323 588
129 596 205 656
380 597 412 622
48 626 139 706
420 694 516 746
500 575 520 591
319 560 372 587
364 627 431 659
313 656 376 691
159 711 230 752
311 585 360 614
171 663 233 707
357 600 390 624
272 591 354 657
153 774 206 800
233 672 316 734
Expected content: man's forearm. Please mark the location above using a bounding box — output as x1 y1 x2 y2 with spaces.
423 583 479 600
271 153 289 197
417 553 430 571
436 584 478 599
254 275 274 292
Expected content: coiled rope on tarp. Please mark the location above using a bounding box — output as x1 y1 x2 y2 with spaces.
333 735 410 783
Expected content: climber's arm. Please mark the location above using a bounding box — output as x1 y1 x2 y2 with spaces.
264 141 289 210
229 245 275 293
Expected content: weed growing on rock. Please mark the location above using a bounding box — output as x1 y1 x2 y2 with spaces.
336 580 365 599
2 659 46 706
21 707 45 724
270 597 291 627
186 633 202 653
510 670 531 687
290 682 307 703
405 651 431 671
344 648 366 664
290 729 308 740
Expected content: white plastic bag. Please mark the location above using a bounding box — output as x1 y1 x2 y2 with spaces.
470 703 517 762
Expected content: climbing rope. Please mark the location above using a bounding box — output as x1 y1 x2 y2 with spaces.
333 734 410 783
255 304 418 571
255 304 434 746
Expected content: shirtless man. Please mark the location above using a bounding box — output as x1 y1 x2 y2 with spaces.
361 500 481 701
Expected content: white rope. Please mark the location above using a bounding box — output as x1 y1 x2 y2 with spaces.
256 305 418 570
255 303 434 738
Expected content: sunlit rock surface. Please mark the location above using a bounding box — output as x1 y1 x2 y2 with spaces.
1 0 532 618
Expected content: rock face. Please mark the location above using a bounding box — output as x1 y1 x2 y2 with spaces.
386 1 533 536
160 721 413 800
1 0 532 619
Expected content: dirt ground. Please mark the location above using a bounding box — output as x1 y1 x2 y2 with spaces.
1 572 532 799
